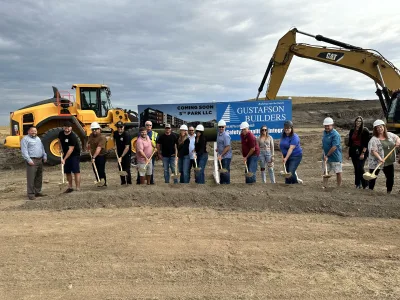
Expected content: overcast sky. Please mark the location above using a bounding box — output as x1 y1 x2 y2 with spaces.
1 0 399 125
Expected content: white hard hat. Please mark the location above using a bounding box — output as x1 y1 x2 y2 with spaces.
180 124 188 131
323 117 334 126
90 122 100 129
373 119 385 127
240 121 249 130
195 124 204 131
218 120 226 127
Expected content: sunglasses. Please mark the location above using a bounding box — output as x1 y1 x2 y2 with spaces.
145 124 152 126
218 126 224 129
261 129 267 131
117 126 123 129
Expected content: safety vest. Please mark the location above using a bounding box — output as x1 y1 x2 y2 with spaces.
150 131 158 148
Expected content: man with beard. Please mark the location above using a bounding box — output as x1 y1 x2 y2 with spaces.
58 121 81 192
113 121 132 185
87 122 107 187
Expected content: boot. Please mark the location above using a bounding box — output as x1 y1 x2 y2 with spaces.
146 175 151 185
261 171 266 183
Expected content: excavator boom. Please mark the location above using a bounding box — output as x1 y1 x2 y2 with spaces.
257 28 400 129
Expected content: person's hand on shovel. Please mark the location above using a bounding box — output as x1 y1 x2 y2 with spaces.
118 156 122 164
282 156 287 164
243 157 247 164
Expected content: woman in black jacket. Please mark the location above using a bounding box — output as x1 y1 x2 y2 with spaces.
347 116 370 189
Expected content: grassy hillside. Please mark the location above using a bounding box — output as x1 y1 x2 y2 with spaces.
252 96 355 103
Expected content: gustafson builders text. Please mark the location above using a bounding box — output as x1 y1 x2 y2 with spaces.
237 105 287 122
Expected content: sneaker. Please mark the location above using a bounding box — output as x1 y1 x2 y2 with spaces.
64 188 74 193
28 195 35 200
35 193 47 197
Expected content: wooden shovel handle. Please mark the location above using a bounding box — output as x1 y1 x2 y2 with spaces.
373 146 397 173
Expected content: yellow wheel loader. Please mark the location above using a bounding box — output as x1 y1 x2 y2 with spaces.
4 84 138 165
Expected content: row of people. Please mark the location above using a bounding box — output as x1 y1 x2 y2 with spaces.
20 116 400 200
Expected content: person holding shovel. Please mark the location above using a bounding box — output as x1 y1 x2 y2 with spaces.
257 125 275 183
87 122 107 187
280 120 302 184
367 119 400 193
136 127 154 185
188 126 196 182
113 121 132 185
58 121 81 193
177 124 191 183
321 117 343 188
240 122 259 184
21 126 47 200
346 116 370 189
157 124 178 184
194 124 208 184
216 120 232 184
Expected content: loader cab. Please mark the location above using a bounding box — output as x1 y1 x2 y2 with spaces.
80 87 111 118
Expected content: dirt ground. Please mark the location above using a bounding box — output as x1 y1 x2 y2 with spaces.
1 100 400 299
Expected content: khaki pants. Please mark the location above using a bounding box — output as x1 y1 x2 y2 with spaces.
26 158 43 196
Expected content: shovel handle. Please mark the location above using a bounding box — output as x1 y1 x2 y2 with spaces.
372 146 397 173
114 148 125 171
218 159 223 169
245 161 249 173
89 151 101 182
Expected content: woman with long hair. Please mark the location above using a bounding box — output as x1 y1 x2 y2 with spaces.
279 120 303 184
367 119 400 193
194 124 208 184
177 124 191 183
257 125 275 183
347 116 370 189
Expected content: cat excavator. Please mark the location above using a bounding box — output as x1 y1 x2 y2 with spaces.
256 28 400 132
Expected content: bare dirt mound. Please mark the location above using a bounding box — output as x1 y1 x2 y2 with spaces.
11 183 400 219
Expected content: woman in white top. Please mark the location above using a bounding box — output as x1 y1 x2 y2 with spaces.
257 125 275 183
367 119 400 193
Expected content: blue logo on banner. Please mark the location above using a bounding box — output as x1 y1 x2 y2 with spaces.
216 100 292 140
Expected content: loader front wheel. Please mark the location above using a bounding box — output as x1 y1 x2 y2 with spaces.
41 128 82 165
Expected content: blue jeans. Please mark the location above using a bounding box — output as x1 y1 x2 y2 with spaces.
245 155 258 184
285 155 302 184
178 155 190 183
259 150 275 183
220 158 231 184
194 153 208 184
162 156 178 184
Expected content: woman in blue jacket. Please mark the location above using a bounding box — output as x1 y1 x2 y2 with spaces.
279 120 303 184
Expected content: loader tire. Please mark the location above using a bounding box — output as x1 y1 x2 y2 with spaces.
41 128 82 166
127 128 138 154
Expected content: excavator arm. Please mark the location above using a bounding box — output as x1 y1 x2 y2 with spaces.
257 28 400 129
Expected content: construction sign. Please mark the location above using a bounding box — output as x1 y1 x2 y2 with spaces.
138 103 218 140
216 100 292 140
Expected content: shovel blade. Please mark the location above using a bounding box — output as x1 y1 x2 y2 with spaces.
58 182 68 190
96 178 106 187
193 168 201 172
322 174 332 178
119 171 128 176
363 172 376 181
219 168 228 174
245 172 253 177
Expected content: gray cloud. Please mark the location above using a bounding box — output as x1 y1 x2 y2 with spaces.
0 0 399 125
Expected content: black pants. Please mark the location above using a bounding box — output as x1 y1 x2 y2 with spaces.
93 155 107 186
368 164 394 192
119 155 132 184
351 155 367 188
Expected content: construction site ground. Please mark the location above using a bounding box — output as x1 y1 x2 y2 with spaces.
1 99 399 299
